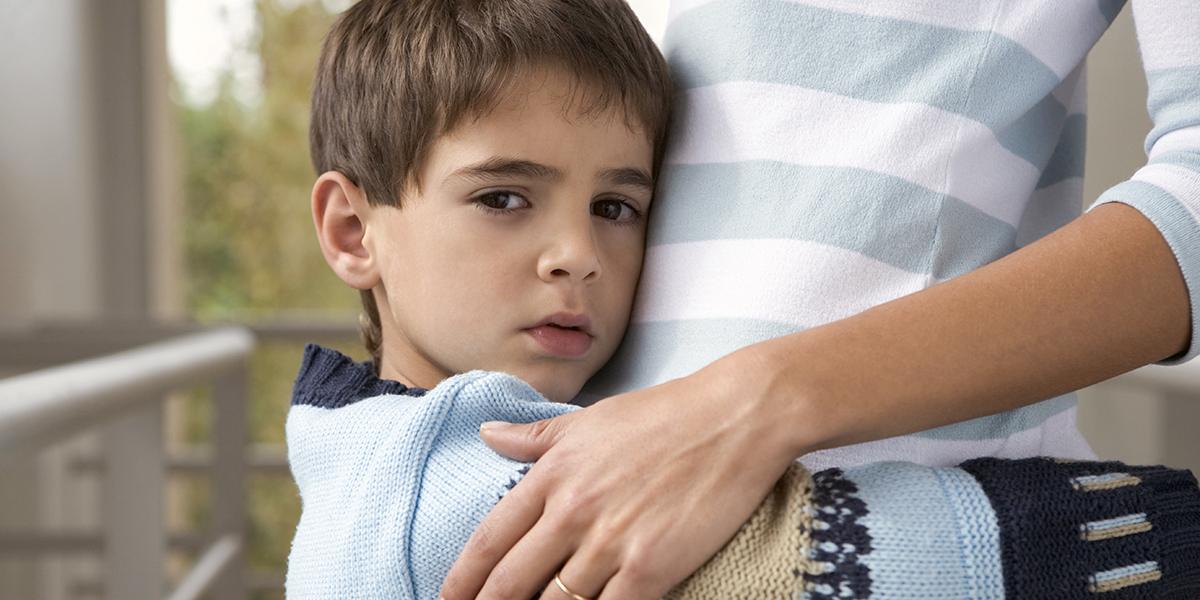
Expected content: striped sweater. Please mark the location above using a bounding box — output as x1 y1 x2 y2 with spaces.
584 0 1200 471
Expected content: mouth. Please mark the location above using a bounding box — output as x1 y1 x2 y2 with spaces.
532 313 592 335
525 314 593 358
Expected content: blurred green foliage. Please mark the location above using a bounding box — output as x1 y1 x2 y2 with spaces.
181 0 357 321
175 1 366 596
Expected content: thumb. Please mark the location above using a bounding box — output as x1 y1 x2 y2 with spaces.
479 415 570 462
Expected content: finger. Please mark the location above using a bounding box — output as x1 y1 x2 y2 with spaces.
535 544 621 600
480 412 576 462
595 569 674 600
539 566 607 600
440 483 546 600
481 477 618 600
475 515 578 600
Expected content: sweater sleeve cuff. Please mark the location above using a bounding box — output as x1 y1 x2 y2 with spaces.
1089 164 1200 364
959 457 1200 599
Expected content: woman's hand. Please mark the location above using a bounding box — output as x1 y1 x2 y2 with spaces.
438 350 804 600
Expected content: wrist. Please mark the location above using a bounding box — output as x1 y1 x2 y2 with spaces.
710 321 901 460
700 335 826 462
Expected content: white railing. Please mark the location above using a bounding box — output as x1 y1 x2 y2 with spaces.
0 327 255 600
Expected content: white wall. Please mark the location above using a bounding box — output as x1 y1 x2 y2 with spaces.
0 0 102 329
627 0 670 44
1 1 162 597
0 5 103 592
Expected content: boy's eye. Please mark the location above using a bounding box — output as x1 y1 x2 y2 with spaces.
592 199 640 222
474 191 529 211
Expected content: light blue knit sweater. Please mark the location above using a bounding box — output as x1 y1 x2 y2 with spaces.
287 367 575 599
286 345 1200 599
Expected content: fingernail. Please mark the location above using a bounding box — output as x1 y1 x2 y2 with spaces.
480 421 513 432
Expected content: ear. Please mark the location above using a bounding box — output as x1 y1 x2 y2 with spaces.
312 171 380 290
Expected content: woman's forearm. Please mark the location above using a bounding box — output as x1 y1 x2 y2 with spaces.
732 201 1191 457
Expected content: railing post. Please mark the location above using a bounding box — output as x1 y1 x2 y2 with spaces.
103 401 165 600
208 364 248 600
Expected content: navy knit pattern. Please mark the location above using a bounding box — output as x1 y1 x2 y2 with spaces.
291 344 426 409
960 457 1200 599
805 468 872 599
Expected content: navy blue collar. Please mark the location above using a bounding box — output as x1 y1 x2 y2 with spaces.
291 344 427 409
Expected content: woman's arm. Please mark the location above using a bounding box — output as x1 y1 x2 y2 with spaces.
440 202 1191 600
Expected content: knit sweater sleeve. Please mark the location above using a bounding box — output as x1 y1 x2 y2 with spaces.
282 348 1200 598
1091 1 1200 363
285 370 576 600
664 458 1200 600
960 457 1200 599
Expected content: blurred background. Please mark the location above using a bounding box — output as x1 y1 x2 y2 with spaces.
0 0 1195 598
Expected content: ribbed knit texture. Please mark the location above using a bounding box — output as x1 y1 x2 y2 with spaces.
960 457 1200 599
805 467 875 599
822 462 1006 600
291 343 424 409
665 463 814 600
286 365 576 600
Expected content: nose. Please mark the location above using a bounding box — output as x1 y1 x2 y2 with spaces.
537 214 602 283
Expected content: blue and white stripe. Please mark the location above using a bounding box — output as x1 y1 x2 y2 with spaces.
584 0 1200 468
1070 472 1141 492
1087 560 1163 593
1079 512 1152 541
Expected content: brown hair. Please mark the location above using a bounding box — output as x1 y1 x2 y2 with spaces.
309 0 672 370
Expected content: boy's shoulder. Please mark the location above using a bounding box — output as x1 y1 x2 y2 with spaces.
291 343 426 410
285 350 579 600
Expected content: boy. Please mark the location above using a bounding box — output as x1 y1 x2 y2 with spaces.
287 0 1200 598
291 0 670 595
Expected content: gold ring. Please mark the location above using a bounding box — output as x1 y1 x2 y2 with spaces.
554 572 593 600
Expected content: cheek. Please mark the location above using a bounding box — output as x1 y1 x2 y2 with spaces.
618 237 647 284
604 242 646 315
414 240 531 319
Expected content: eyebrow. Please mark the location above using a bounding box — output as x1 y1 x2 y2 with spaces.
447 158 562 184
599 167 655 193
446 158 654 193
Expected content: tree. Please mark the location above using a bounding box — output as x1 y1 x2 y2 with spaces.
182 0 354 322
176 2 358 595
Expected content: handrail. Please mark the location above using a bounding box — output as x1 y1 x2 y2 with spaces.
164 534 243 600
0 326 255 460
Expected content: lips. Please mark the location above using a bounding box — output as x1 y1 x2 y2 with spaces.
525 314 593 358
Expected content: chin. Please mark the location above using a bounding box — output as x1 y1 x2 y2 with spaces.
521 373 585 404
537 384 584 404
500 359 600 403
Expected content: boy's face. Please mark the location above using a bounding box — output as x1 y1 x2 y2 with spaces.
368 71 654 402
